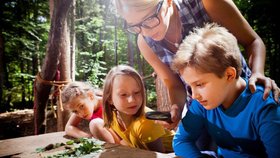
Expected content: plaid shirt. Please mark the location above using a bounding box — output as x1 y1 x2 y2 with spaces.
143 0 251 106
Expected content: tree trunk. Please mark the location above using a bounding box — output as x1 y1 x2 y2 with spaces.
136 36 143 76
114 15 118 65
0 32 4 106
20 60 26 108
127 32 134 66
0 31 12 112
70 0 76 81
57 10 71 131
156 77 171 111
34 0 73 135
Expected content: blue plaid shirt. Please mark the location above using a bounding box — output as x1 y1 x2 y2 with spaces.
143 0 252 106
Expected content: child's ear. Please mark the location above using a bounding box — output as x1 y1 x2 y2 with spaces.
64 103 70 111
87 91 95 100
225 67 236 81
108 99 113 105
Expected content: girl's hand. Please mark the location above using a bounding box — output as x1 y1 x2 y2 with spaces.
108 128 122 144
249 72 279 103
119 139 129 146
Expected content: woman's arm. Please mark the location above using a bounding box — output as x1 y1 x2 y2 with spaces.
138 35 187 129
202 0 279 102
65 114 92 138
203 0 265 73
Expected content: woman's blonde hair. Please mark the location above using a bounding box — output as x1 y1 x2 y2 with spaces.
102 65 146 128
172 23 242 79
113 0 160 16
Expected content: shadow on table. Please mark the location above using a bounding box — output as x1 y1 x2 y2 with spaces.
98 143 178 158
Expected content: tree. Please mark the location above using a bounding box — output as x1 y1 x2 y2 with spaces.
34 0 73 134
0 32 4 106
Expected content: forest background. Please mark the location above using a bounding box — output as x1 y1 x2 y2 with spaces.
0 0 279 115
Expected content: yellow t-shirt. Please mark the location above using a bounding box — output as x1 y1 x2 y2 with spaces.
111 107 174 152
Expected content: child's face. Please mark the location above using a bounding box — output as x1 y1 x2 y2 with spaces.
122 1 170 41
111 75 143 116
180 67 230 110
67 95 95 120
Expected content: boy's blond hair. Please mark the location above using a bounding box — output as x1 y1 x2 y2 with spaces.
172 23 242 79
102 65 146 128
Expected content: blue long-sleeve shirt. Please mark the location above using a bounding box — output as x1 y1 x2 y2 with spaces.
173 82 280 158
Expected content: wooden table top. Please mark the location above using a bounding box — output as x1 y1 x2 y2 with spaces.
0 132 178 158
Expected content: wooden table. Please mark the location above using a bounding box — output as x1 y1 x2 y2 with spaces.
0 132 178 158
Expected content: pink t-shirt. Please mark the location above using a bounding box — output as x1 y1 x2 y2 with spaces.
90 105 103 120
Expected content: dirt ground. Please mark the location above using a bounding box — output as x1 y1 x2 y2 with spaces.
0 109 84 140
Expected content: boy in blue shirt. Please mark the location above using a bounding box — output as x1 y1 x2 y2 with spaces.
171 23 280 158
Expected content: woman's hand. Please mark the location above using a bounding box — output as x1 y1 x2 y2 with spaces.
249 72 279 103
155 104 181 130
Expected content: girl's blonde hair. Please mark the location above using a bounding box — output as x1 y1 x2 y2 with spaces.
172 23 242 78
61 81 97 109
102 65 146 128
113 0 160 17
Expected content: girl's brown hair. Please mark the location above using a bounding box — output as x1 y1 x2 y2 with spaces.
61 81 99 109
102 65 146 128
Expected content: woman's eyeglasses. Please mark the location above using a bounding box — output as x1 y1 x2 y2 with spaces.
125 1 164 34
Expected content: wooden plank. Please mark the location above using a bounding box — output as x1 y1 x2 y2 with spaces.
0 132 178 158
0 132 68 157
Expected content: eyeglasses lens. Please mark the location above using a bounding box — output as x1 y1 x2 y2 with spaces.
126 1 163 34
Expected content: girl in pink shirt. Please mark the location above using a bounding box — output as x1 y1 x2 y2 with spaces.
62 81 114 143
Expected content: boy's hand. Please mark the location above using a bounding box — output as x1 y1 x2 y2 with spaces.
155 104 181 130
249 72 279 103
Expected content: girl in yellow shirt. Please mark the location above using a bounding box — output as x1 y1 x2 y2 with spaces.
102 65 174 153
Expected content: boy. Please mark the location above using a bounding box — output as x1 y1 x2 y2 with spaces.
171 23 280 158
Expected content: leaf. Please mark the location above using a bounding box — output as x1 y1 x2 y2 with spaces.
35 147 45 153
66 140 74 145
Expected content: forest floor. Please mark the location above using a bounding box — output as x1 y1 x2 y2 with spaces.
0 109 72 140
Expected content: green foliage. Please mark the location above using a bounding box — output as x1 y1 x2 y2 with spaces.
147 90 157 109
1 0 49 112
74 0 108 88
76 50 107 88
234 0 280 85
36 138 103 158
